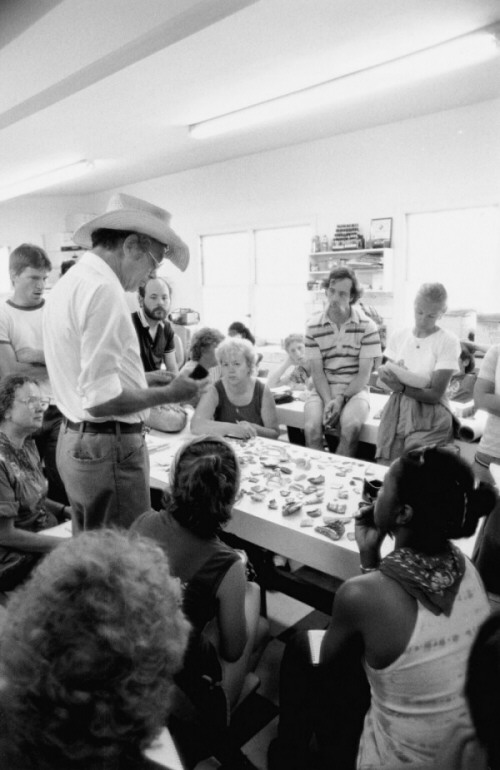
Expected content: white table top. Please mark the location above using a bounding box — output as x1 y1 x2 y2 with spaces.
275 391 388 445
43 427 477 582
148 431 387 580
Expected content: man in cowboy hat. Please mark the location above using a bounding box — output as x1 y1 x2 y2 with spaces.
43 193 205 532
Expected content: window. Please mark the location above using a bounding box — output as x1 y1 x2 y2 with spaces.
407 206 500 318
201 224 311 343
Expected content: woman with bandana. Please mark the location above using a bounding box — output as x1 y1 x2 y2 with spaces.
269 447 495 770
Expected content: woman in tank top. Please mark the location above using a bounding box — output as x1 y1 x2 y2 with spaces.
191 337 279 440
269 446 496 770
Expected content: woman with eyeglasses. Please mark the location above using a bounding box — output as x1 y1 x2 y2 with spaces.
269 447 495 770
0 375 66 592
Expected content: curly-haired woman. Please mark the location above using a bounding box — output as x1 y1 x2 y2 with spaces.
0 374 68 591
0 529 190 769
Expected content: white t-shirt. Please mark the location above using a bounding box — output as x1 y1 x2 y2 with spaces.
43 252 148 423
385 327 460 387
477 344 500 459
0 300 52 400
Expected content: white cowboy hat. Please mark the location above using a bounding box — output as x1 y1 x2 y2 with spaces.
73 193 189 271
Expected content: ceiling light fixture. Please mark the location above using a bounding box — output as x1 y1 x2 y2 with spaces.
189 24 500 139
0 160 94 203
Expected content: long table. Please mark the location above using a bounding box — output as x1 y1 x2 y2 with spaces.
275 391 483 464
148 432 389 581
148 430 476 580
44 429 477 582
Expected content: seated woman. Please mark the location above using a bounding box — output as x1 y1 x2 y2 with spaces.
269 447 495 770
0 375 68 592
132 436 269 712
191 337 280 440
187 326 225 384
0 529 190 770
447 341 477 403
267 333 312 392
376 283 460 464
228 322 264 371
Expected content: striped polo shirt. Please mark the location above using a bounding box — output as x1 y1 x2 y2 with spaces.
305 305 381 389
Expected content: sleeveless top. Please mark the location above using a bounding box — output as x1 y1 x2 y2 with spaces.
131 510 240 691
357 559 490 769
214 379 264 425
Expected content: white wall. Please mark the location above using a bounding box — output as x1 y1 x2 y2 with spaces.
1 97 499 331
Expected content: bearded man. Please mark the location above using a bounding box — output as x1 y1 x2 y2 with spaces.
132 276 178 375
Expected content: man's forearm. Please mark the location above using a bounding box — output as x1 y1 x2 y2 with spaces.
311 371 331 406
344 372 370 398
87 376 199 418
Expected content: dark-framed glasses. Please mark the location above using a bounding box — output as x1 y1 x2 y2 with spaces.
15 396 50 411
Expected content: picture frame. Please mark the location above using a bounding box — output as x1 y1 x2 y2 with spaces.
369 217 392 248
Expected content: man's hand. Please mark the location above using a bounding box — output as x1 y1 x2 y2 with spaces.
323 395 344 429
163 368 208 403
145 370 175 386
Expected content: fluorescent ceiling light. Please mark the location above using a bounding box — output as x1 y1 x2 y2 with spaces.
190 24 500 139
0 160 94 203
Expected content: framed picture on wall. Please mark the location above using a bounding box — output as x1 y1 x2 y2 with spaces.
370 218 392 248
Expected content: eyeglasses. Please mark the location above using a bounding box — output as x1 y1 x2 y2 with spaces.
147 244 170 268
15 397 50 411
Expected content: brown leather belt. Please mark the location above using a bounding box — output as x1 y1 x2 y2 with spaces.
64 419 144 435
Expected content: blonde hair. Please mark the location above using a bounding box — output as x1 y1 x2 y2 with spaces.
215 337 257 374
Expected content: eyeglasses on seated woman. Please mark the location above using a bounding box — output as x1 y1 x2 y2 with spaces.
0 374 69 592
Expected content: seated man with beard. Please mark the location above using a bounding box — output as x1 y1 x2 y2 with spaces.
132 277 178 375
132 277 187 433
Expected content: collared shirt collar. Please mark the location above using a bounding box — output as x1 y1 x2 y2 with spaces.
319 303 362 327
137 306 163 336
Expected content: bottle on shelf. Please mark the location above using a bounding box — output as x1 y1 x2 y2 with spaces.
320 235 329 252
311 235 321 253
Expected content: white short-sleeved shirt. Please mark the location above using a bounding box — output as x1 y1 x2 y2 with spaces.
477 344 500 459
385 327 460 387
0 300 52 400
43 251 148 423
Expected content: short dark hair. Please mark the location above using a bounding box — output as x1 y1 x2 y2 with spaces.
138 275 171 300
228 321 255 345
9 244 52 277
460 341 476 374
60 259 76 276
393 446 497 550
323 266 362 304
90 228 137 249
163 436 240 538
189 327 225 361
0 374 38 422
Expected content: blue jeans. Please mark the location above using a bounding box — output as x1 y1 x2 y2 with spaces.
56 425 150 531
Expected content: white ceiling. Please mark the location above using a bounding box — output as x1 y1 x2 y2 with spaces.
1 0 500 197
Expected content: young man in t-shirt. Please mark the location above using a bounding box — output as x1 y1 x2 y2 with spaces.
0 244 68 505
